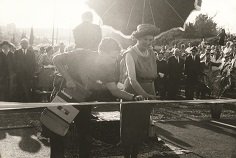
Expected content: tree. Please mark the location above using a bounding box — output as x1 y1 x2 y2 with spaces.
194 14 217 37
184 22 197 38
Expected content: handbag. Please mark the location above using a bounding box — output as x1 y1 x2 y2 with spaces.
40 80 91 136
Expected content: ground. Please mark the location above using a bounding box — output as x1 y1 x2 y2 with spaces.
0 104 235 158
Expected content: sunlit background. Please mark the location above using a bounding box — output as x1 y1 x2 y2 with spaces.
186 0 236 33
0 0 102 29
0 0 236 44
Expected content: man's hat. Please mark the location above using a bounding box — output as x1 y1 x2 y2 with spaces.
131 24 159 39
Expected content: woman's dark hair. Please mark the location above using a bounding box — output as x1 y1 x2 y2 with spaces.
98 38 122 55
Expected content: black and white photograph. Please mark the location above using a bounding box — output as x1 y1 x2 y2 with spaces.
0 0 235 157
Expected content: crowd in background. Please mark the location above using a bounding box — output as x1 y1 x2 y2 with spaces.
0 38 67 102
154 37 236 100
0 32 236 103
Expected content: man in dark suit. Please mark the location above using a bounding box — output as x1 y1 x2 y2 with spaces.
155 51 168 99
0 41 16 101
14 38 36 102
73 11 102 51
185 46 201 99
167 48 184 99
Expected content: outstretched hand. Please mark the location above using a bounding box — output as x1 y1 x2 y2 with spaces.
133 95 144 101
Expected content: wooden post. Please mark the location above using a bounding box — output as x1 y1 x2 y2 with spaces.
210 103 223 119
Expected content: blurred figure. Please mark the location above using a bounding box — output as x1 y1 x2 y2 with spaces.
218 29 227 46
229 50 236 93
199 50 212 98
155 51 168 99
214 54 232 98
9 42 16 53
53 45 60 54
179 44 187 60
167 48 185 99
201 46 222 98
223 41 232 55
73 11 102 51
185 42 192 54
51 37 142 158
185 46 201 99
59 42 65 53
200 37 206 48
200 45 211 61
14 38 36 102
0 41 16 101
38 46 55 91
39 46 54 66
45 12 102 158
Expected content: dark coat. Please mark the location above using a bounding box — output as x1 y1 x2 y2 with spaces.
167 56 184 83
14 48 36 102
185 55 201 83
0 51 16 101
157 59 168 75
155 59 168 86
14 48 36 81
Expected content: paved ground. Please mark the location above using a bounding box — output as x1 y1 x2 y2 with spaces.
156 120 236 158
0 106 235 158
0 119 235 158
0 128 50 158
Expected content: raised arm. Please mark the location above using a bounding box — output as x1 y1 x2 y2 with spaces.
105 82 142 101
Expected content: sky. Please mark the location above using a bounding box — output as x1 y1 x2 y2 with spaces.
186 0 236 34
0 0 99 29
0 0 236 33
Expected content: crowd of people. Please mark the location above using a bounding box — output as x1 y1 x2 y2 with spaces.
1 10 236 158
154 37 236 100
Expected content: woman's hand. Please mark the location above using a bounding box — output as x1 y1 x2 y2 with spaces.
159 73 165 78
133 95 144 101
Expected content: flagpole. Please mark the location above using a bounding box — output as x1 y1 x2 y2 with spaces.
56 26 58 44
52 3 56 46
52 19 55 46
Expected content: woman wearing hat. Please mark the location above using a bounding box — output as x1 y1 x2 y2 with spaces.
121 24 159 158
0 41 16 101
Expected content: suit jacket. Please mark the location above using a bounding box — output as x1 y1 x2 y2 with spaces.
167 56 184 82
0 51 16 101
0 51 15 80
14 48 36 81
185 55 201 80
157 59 168 75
